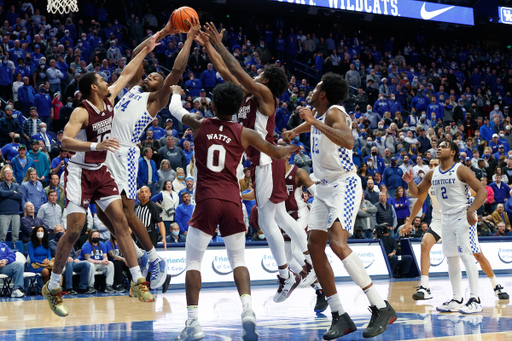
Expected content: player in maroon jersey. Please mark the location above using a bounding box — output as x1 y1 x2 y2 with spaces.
169 83 298 341
202 24 315 304
42 34 160 318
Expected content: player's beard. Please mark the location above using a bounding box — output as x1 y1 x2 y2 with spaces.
141 83 149 92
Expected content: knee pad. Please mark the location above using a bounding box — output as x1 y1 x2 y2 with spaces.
185 227 210 272
224 232 246 270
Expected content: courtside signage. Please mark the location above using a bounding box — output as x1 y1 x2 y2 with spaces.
272 0 474 26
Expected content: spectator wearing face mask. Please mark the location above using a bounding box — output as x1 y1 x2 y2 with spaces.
387 94 401 117
364 146 385 174
33 85 54 129
426 96 443 121
442 99 454 128
490 105 504 122
364 104 382 129
480 117 494 142
31 123 54 154
383 158 406 198
0 105 21 147
166 222 186 243
373 94 389 117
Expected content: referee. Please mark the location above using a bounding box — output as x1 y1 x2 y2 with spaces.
135 186 167 249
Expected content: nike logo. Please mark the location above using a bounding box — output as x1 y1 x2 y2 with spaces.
420 3 454 20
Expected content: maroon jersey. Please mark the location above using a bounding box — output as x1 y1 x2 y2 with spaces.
238 94 277 166
69 99 114 169
194 118 245 204
284 165 299 220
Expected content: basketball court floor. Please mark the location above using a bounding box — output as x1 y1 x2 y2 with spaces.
0 275 511 340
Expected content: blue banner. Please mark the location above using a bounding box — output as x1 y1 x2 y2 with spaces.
271 0 474 26
499 7 512 25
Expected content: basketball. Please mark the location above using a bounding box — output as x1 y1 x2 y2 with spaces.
171 6 199 33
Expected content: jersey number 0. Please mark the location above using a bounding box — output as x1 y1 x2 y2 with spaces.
207 145 226 172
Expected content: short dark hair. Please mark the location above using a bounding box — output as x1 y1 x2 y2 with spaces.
47 189 57 196
78 72 99 99
212 82 244 117
319 72 349 105
50 174 60 180
439 139 460 162
261 64 288 97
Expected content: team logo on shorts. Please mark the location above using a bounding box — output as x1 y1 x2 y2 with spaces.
498 247 512 264
212 255 233 275
261 253 278 273
457 246 463 253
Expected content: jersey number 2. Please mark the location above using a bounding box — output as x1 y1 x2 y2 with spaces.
207 145 226 172
441 187 448 199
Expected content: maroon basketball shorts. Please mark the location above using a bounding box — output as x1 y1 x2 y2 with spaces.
250 158 288 208
188 198 246 237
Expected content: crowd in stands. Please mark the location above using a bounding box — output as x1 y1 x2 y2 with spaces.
2 0 512 293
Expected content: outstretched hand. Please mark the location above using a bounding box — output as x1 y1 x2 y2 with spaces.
194 30 210 46
170 85 183 96
204 22 224 47
163 16 178 35
186 17 201 40
97 137 120 153
402 169 414 184
147 31 161 52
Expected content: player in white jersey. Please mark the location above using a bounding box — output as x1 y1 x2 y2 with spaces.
406 159 509 301
97 19 200 291
283 73 397 340
404 140 488 314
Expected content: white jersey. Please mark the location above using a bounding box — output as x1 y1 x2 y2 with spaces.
105 86 153 199
431 163 470 215
428 185 442 219
311 105 355 181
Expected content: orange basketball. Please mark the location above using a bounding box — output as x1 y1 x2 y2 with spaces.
171 6 199 33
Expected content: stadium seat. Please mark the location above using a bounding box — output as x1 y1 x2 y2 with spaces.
0 273 12 297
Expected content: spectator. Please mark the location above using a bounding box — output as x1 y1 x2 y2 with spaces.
494 222 511 236
31 122 54 155
477 215 494 236
50 148 68 179
138 147 159 196
489 174 510 207
17 77 36 117
151 181 179 235
0 241 26 297
383 157 405 198
200 63 217 95
10 144 34 183
33 84 54 129
49 224 92 295
46 59 64 94
135 187 166 249
157 159 176 191
0 55 13 100
172 167 186 193
375 191 397 237
0 105 21 146
239 167 252 193
379 224 413 278
79 230 115 293
389 187 409 227
147 118 166 141
491 204 511 229
293 147 312 174
355 192 377 239
0 166 22 243
27 225 51 285
21 107 41 143
182 140 193 166
21 168 46 214
20 201 46 252
44 174 64 211
413 156 429 180
166 222 187 243
158 136 186 171
105 234 129 292
493 167 509 185
364 179 380 204
364 146 385 174
412 221 429 238
27 140 49 185
175 192 195 235
178 177 195 204
37 189 62 239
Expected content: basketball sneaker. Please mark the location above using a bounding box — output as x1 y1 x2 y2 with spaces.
149 256 169 290
494 285 510 300
459 297 483 314
42 282 69 317
273 270 301 303
299 260 317 288
138 250 148 278
175 319 205 341
362 300 397 338
436 298 464 312
314 289 328 313
412 286 433 300
322 312 357 340
131 278 155 302
241 307 259 341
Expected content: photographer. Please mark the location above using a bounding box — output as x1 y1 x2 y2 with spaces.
378 224 413 278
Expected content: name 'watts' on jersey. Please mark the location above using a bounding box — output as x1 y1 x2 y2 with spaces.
206 132 232 144
92 116 112 135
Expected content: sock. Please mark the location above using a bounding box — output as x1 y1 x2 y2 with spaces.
132 240 144 258
326 293 345 315
240 294 252 309
421 275 430 289
460 252 479 299
489 276 499 289
187 306 199 321
147 247 159 263
364 285 387 309
446 256 463 301
278 268 289 279
313 282 322 291
48 272 62 290
130 266 143 281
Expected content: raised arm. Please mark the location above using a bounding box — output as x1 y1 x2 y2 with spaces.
301 106 353 149
403 169 433 198
204 22 275 116
241 127 299 159
107 33 160 100
168 86 203 133
61 107 120 153
148 18 201 113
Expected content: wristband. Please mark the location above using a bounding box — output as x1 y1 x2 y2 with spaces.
90 142 98 151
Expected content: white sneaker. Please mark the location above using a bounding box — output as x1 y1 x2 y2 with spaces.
241 307 259 341
299 261 317 288
459 297 483 314
436 298 464 312
11 289 25 298
175 319 205 341
412 286 433 300
273 271 301 303
494 285 510 300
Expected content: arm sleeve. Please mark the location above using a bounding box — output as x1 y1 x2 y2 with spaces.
169 93 189 123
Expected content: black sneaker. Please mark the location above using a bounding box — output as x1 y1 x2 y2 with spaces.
162 275 171 293
104 285 116 294
314 289 328 313
113 285 127 293
494 285 510 300
322 312 357 340
362 300 397 338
